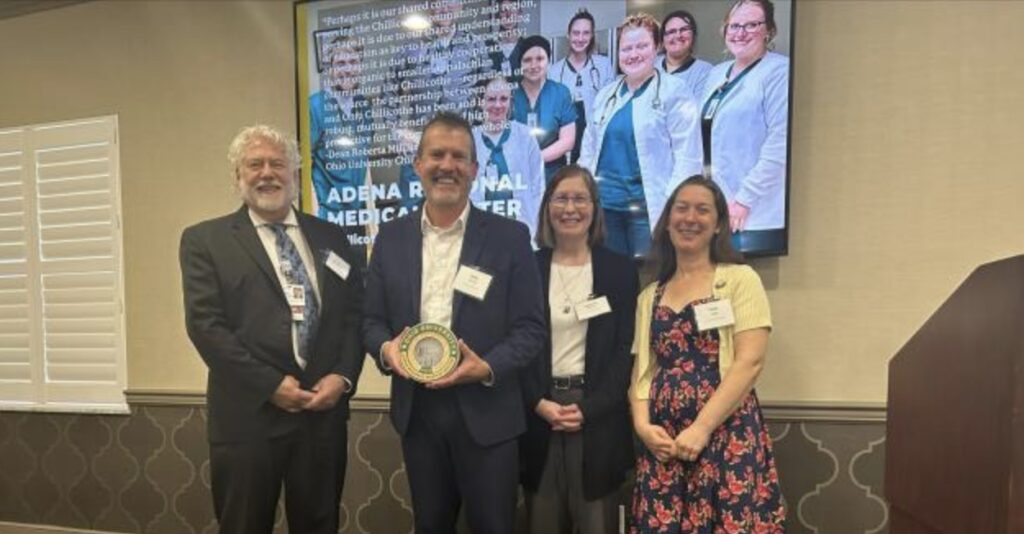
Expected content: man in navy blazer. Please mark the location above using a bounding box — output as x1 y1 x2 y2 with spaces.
180 125 364 533
364 112 545 533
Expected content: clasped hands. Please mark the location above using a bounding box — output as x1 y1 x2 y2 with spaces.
271 373 347 413
535 399 584 432
382 328 493 388
639 422 712 463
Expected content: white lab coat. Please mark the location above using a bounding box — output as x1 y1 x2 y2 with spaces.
654 53 713 103
700 51 789 230
549 54 615 121
470 122 545 240
578 71 702 231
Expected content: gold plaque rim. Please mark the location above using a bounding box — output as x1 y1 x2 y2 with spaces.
398 323 460 382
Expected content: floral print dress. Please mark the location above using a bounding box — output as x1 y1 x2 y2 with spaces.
631 286 786 533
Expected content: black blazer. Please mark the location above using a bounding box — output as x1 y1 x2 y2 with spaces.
362 206 546 446
180 206 365 443
520 245 639 500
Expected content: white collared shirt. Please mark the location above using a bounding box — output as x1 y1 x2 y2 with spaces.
419 203 470 329
248 208 320 369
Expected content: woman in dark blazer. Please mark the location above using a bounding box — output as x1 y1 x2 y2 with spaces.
521 164 639 533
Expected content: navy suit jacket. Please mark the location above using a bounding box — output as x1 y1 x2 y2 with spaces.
363 206 545 446
180 206 365 443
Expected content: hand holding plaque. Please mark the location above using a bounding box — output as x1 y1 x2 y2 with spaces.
399 323 460 382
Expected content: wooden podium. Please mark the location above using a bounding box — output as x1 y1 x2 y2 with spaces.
886 255 1024 533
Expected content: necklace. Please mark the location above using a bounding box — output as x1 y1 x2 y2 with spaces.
553 259 590 315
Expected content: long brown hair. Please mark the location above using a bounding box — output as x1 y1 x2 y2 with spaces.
647 175 744 283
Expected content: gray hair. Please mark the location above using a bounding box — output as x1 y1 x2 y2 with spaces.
227 125 301 174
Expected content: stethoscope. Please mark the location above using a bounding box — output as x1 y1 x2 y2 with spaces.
559 54 601 93
595 69 662 127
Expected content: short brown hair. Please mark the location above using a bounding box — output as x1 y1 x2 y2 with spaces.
416 111 477 163
535 165 606 249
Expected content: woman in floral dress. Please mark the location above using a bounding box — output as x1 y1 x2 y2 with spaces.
629 175 785 532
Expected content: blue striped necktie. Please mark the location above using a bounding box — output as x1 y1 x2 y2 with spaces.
268 223 319 367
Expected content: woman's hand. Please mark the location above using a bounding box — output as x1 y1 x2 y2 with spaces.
638 424 676 462
728 201 750 232
536 400 584 432
674 423 711 462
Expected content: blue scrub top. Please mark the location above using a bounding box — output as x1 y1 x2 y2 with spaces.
595 78 652 211
309 91 370 220
512 80 577 153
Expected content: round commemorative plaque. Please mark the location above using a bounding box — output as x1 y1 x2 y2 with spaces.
399 323 461 382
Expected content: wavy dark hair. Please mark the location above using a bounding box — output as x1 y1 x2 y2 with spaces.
647 175 744 283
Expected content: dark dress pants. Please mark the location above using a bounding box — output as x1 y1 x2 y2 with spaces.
209 413 347 534
402 387 519 534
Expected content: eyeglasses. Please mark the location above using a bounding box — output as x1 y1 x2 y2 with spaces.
551 195 592 207
725 20 765 34
663 26 693 38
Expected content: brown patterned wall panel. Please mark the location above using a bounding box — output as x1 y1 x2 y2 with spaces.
0 407 887 533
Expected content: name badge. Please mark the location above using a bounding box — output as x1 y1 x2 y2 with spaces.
703 95 722 121
286 284 306 321
575 296 611 321
325 250 351 280
693 299 735 331
453 265 492 301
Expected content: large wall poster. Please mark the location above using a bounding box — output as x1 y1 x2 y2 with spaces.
295 0 794 260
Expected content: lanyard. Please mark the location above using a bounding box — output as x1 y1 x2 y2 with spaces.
701 57 763 122
560 55 600 92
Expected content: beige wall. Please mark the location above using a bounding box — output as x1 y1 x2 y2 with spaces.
1 0 1021 405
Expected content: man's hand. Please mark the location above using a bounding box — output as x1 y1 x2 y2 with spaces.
556 403 584 432
270 375 314 413
425 339 493 389
382 328 411 379
304 373 348 411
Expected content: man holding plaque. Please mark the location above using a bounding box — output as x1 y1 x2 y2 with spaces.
364 112 545 533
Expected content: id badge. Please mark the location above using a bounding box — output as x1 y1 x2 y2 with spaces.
703 95 722 121
693 299 735 331
527 112 538 130
575 296 611 321
453 265 493 301
286 284 306 321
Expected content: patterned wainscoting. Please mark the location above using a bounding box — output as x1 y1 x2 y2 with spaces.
0 398 887 534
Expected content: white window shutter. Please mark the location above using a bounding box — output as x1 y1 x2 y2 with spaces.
0 116 126 411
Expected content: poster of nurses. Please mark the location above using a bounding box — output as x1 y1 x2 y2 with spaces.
295 0 793 258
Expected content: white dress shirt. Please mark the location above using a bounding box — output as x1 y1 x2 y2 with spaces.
419 203 470 328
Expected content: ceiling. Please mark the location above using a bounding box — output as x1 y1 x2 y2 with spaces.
0 0 89 21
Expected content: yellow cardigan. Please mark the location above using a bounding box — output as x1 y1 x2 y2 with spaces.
629 263 772 401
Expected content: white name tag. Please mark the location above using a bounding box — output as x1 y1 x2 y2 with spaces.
286 284 306 321
693 299 735 331
325 250 351 280
453 265 493 301
575 296 611 321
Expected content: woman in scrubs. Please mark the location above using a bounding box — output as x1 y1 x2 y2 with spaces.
549 9 615 164
471 76 545 239
655 10 713 102
578 13 702 259
513 35 578 181
700 0 789 250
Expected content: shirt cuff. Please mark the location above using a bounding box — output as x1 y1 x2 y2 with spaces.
378 342 392 371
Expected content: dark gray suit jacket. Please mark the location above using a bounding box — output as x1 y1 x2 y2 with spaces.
180 206 364 443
